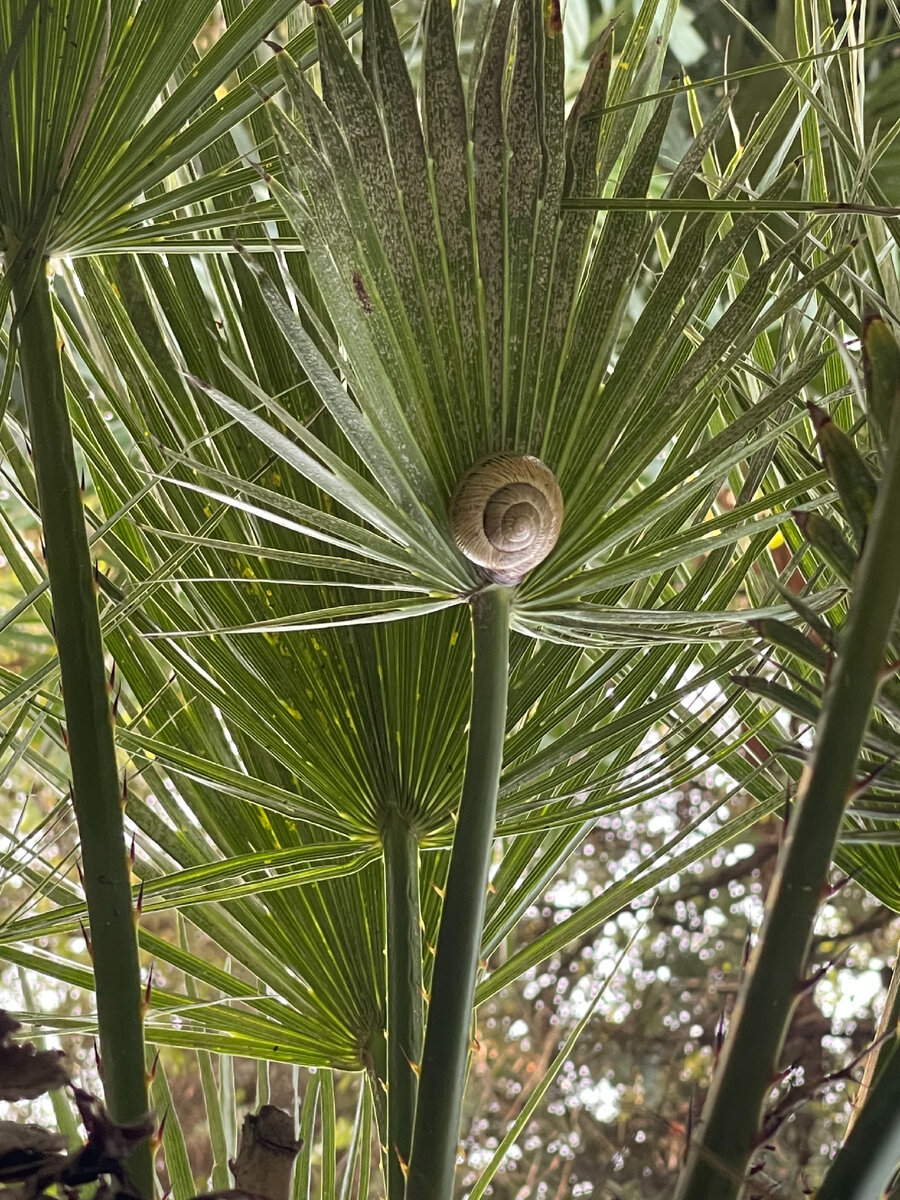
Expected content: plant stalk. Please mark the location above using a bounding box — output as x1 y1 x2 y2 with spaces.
405 585 512 1200
383 809 424 1198
815 1039 900 1200
674 391 900 1200
846 935 900 1137
12 264 152 1196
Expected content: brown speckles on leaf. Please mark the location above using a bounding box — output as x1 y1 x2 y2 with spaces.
351 270 373 314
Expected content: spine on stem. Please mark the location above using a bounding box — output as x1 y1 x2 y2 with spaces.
11 261 152 1196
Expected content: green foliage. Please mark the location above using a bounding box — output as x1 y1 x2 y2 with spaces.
1 0 900 1196
678 318 900 1198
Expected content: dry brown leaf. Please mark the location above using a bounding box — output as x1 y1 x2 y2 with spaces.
0 1012 68 1103
0 1121 68 1183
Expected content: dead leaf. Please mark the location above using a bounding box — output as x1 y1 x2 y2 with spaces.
0 1121 68 1183
0 1012 68 1102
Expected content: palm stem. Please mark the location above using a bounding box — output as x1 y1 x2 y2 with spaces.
815 1039 900 1200
12 263 152 1196
674 392 900 1200
406 585 512 1200
383 810 424 1198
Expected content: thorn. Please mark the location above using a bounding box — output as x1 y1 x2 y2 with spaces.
823 646 835 687
135 878 145 923
470 1037 481 1052
40 538 46 559
264 38 284 52
826 869 857 899
147 1048 160 1084
92 1037 102 1076
740 927 753 980
683 1098 693 1162
486 880 496 894
798 947 850 997
168 672 177 685
424 942 435 957
431 883 445 899
155 1108 169 1147
419 984 429 1001
112 683 121 721
771 1059 799 1087
80 468 86 492
80 920 93 960
25 438 32 459
61 725 68 750
109 661 116 691
50 611 57 640
93 560 101 588
76 858 84 890
396 1151 408 1179
851 761 894 801
780 787 792 841
839 1028 895 1078
124 776 131 813
713 1005 727 1069
143 961 154 1011
406 1057 421 1078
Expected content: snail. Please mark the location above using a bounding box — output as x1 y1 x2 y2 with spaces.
449 453 564 583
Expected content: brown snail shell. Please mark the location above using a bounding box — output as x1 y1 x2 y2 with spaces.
449 453 563 583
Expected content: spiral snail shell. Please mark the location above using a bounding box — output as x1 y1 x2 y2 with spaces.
449 453 564 583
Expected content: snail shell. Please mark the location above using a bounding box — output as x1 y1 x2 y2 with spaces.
449 453 564 583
